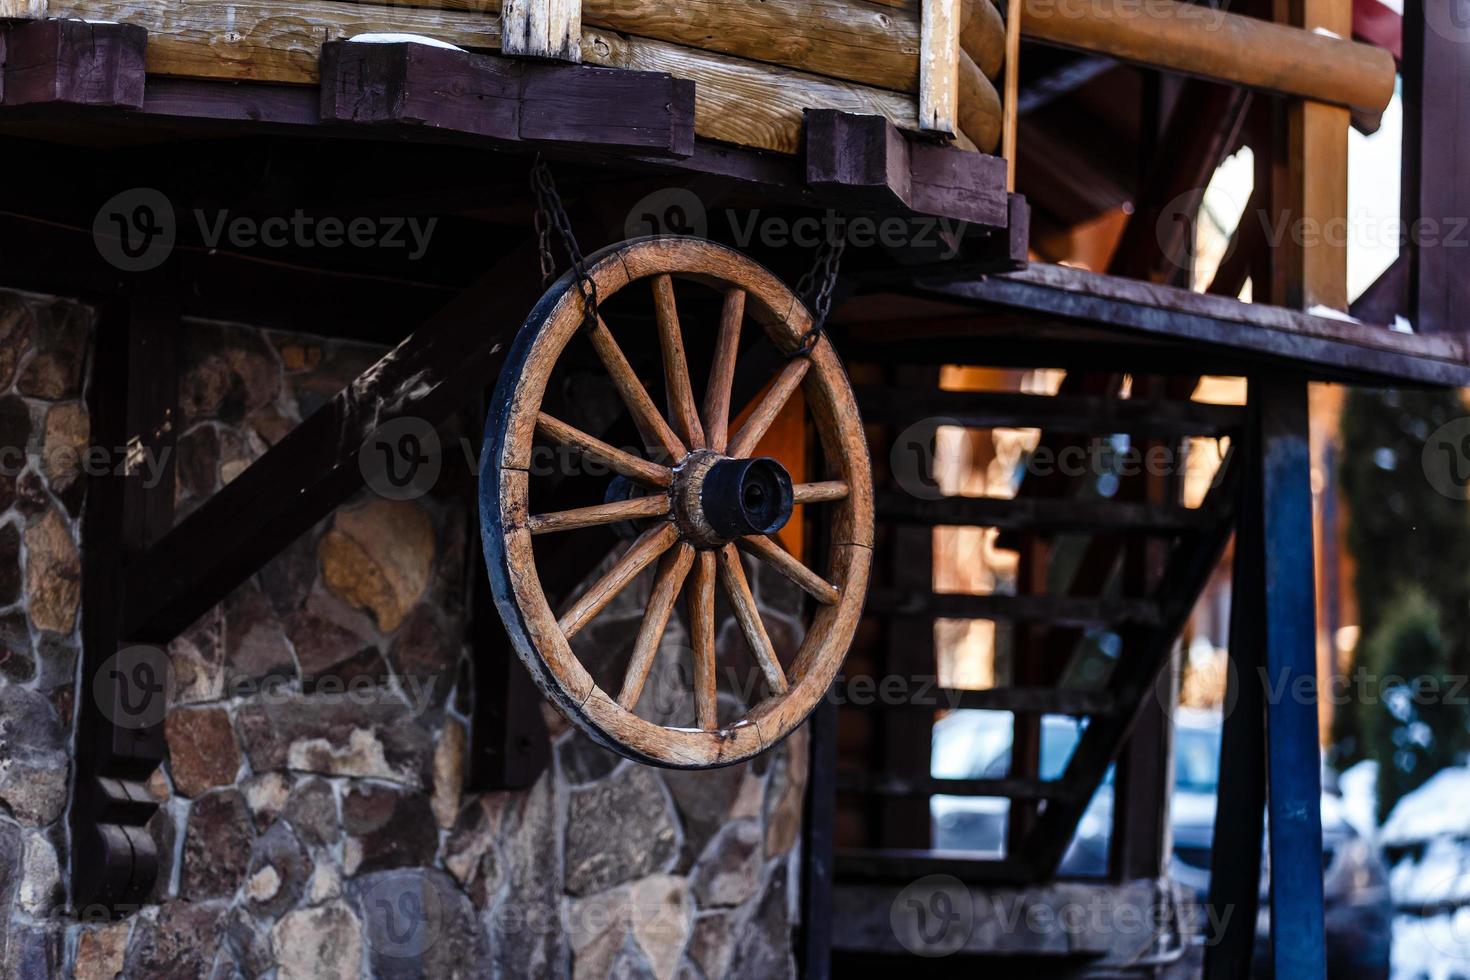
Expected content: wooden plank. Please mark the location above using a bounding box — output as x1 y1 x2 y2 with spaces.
501 0 580 62
874 491 1221 533
1203 407 1267 980
864 587 1162 627
855 386 1244 436
120 242 546 643
1 18 146 108
1255 376 1327 978
919 0 960 135
838 771 1085 802
923 263 1470 387
1020 0 1396 114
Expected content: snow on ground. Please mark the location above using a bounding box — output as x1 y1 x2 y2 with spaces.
1382 768 1470 848
1340 759 1380 839
1383 766 1470 979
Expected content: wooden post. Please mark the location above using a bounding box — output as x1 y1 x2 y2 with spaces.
1204 411 1268 980
1402 0 1470 333
1269 0 1351 311
920 0 961 136
1001 0 1022 188
1257 375 1328 977
501 0 582 62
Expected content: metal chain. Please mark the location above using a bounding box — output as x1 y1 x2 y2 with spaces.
530 156 599 330
793 224 846 358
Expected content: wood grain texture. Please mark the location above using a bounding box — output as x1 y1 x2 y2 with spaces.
717 544 789 694
501 0 581 62
702 288 745 454
588 316 686 462
2 18 147 108
558 521 679 638
527 495 671 535
618 542 695 709
957 48 1001 153
535 412 672 488
485 238 873 769
737 533 842 605
793 480 850 504
1021 0 1396 114
727 358 810 459
583 29 931 154
652 274 706 448
919 0 960 134
688 549 720 729
1001 0 1021 188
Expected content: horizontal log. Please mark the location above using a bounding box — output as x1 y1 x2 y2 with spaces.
584 28 932 154
957 48 1000 151
1021 0 1396 114
51 1 990 156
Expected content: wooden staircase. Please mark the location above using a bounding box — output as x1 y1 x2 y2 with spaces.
821 363 1243 896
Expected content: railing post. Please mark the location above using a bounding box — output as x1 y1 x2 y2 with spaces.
920 0 961 136
500 0 582 62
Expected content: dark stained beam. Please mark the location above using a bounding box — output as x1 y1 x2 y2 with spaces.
120 241 544 642
1 19 145 108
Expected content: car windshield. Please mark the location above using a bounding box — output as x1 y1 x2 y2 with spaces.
1174 724 1222 794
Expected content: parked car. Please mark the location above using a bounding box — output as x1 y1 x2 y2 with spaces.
929 707 1393 977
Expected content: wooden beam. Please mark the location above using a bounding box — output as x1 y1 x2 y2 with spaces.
1402 1 1470 333
854 386 1245 436
919 0 961 135
1254 376 1328 977
863 587 1162 627
874 491 1222 534
1000 0 1022 188
1268 0 1351 311
320 41 695 157
501 0 581 62
1020 0 1396 115
803 109 1008 225
120 242 545 643
1 18 145 108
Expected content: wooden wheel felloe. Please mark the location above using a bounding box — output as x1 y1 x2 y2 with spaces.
480 237 874 769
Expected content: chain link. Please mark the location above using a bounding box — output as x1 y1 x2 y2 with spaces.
530 156 599 330
793 223 846 358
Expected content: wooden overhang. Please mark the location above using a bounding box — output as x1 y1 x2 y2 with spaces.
835 262 1470 389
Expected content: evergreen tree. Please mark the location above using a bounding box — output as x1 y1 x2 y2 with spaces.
1336 387 1470 796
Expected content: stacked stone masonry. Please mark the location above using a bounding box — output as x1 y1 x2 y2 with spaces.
0 290 809 979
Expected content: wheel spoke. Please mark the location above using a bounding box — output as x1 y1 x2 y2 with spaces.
726 358 810 459
652 274 706 449
559 523 680 639
688 549 719 729
536 412 672 488
588 316 687 464
702 288 745 453
793 481 850 505
736 534 841 606
617 542 696 710
528 496 670 536
716 544 789 695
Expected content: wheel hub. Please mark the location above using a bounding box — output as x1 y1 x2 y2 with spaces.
672 450 794 548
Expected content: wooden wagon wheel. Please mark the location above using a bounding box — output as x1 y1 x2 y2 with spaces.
480 237 873 769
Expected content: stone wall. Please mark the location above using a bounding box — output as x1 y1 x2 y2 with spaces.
0 296 809 978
